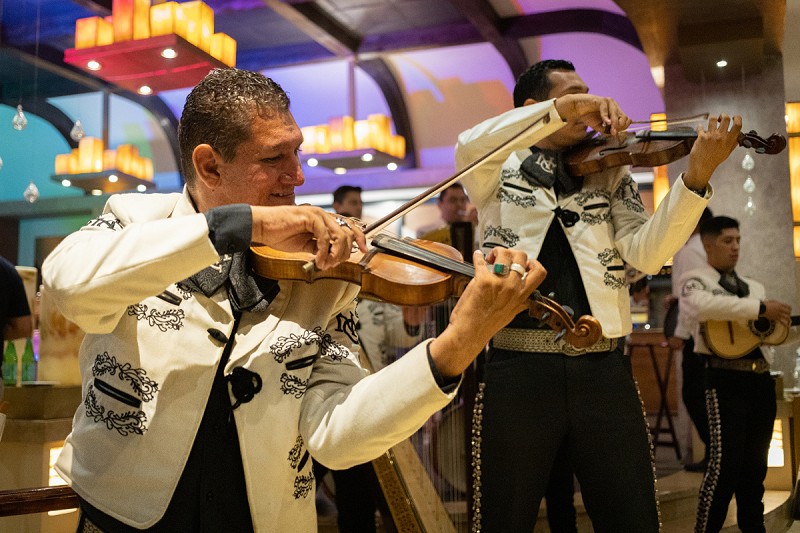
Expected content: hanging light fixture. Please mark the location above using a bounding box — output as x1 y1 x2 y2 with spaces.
52 137 155 195
12 104 28 131
786 102 800 257
299 59 406 173
64 0 236 94
70 119 86 141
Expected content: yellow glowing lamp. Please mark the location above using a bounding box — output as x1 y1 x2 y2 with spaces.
78 137 100 173
68 149 80 174
132 0 152 40
390 134 406 159
354 120 370 150
787 102 800 135
314 125 331 154
179 1 214 53
210 33 236 67
367 114 391 153
143 158 154 181
103 149 117 171
328 116 355 152
55 154 71 174
75 17 103 49
112 0 135 42
150 2 178 36
300 126 317 154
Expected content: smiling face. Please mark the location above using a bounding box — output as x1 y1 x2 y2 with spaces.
194 110 305 210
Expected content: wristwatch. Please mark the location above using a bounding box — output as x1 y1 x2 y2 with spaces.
758 301 767 316
688 185 708 197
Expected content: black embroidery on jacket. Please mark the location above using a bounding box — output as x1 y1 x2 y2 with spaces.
288 436 304 469
498 188 537 208
92 352 160 402
84 384 148 436
615 174 645 213
597 248 621 267
86 214 123 231
336 311 359 343
271 327 349 364
280 373 308 398
681 277 708 296
127 303 184 331
288 436 314 499
483 225 519 248
174 282 194 300
603 272 626 290
293 472 314 499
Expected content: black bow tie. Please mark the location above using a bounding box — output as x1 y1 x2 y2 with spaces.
519 147 583 196
718 270 750 297
183 252 279 313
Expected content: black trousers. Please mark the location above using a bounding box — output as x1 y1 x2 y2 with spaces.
474 345 659 533
695 367 776 533
682 338 710 454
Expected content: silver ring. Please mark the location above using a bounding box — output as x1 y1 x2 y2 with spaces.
509 263 525 276
335 217 351 229
492 263 509 276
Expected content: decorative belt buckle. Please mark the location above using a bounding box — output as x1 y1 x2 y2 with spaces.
558 338 588 356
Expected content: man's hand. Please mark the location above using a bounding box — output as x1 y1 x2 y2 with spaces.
251 205 367 270
429 248 546 377
554 94 631 136
761 299 792 326
684 114 743 190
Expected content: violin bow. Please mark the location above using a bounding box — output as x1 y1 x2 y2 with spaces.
363 111 555 238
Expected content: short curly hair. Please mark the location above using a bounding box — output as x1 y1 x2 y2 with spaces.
178 68 291 188
512 59 575 108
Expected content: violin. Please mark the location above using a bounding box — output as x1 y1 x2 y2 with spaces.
250 234 603 349
565 127 787 177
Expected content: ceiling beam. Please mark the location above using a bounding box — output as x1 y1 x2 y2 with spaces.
358 58 417 169
447 0 528 78
260 0 360 57
503 9 642 52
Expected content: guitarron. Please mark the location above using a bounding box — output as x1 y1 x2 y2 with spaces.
702 316 800 359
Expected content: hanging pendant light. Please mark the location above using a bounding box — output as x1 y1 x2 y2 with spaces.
70 119 86 141
12 104 28 131
23 181 40 203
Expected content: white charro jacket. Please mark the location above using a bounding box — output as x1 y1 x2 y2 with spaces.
458 100 712 339
678 263 767 359
43 189 456 531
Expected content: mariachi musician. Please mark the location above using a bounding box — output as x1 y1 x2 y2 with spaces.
679 215 795 533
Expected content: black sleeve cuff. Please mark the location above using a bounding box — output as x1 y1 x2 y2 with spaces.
426 343 461 393
205 204 252 255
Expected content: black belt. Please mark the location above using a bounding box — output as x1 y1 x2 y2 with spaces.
707 357 770 374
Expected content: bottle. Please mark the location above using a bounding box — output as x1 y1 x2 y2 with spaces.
21 337 37 383
2 341 18 386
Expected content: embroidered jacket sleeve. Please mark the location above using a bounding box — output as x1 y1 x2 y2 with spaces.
457 100 565 209
679 266 762 325
611 175 712 275
43 193 223 334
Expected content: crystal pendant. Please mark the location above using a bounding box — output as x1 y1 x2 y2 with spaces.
743 175 756 194
70 119 85 141
744 195 756 216
12 104 27 131
23 181 39 203
0 155 3 172
741 153 755 171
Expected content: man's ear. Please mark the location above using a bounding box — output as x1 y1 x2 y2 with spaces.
522 97 540 107
192 144 221 189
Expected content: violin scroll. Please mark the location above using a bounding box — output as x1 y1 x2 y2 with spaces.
738 130 787 155
528 292 603 349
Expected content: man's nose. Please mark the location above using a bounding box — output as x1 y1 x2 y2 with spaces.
281 160 304 186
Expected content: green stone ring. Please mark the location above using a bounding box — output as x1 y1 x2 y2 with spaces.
493 263 509 276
